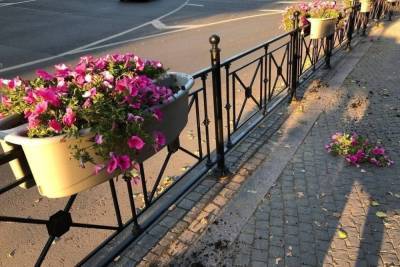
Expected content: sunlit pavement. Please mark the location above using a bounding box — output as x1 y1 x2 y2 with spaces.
110 19 400 267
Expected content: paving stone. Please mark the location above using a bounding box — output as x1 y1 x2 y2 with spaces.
251 248 268 262
233 252 250 266
252 238 268 251
177 198 196 210
179 230 197 244
237 232 253 245
159 216 179 228
185 191 204 202
130 24 400 267
213 195 228 207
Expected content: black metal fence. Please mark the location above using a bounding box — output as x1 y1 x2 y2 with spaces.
0 2 395 266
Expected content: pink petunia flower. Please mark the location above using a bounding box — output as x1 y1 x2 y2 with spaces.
48 119 62 133
83 87 97 98
27 114 40 129
94 164 105 175
153 131 166 150
36 88 61 107
153 108 163 121
101 71 114 82
128 135 145 150
34 101 48 115
84 74 92 83
107 154 118 174
94 58 107 70
117 155 132 171
36 69 54 81
127 113 144 123
131 176 141 186
83 98 92 108
115 77 131 92
371 147 385 156
62 107 76 127
1 96 11 107
94 134 103 144
23 91 36 104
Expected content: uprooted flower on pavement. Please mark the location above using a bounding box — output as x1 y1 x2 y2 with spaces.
325 132 393 167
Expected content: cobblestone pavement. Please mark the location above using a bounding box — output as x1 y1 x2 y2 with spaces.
226 25 400 267
111 19 400 267
195 20 400 266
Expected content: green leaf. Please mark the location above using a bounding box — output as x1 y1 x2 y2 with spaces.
338 229 348 239
371 200 380 207
376 211 387 218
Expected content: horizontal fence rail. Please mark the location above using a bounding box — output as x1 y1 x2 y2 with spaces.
0 2 395 266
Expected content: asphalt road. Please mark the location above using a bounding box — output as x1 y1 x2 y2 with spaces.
0 0 290 77
0 0 187 70
0 0 297 266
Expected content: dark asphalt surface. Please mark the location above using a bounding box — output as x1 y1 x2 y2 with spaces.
0 0 287 78
0 0 187 71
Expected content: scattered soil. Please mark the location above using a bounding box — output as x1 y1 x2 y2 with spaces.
308 79 328 93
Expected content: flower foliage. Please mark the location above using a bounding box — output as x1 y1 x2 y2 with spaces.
0 53 179 176
281 3 311 32
308 1 341 19
282 1 342 32
325 132 394 167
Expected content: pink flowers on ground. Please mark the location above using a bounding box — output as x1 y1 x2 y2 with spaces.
326 132 393 167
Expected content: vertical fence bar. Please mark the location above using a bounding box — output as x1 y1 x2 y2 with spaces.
123 176 141 234
324 34 334 69
224 64 233 148
109 179 123 228
209 35 227 174
139 163 150 207
361 11 369 36
346 1 357 50
194 94 204 158
263 45 269 114
201 74 213 167
388 2 394 21
289 12 300 102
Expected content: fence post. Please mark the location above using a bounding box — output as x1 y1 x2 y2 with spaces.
388 2 394 21
209 35 227 175
361 11 369 36
346 0 357 51
289 11 300 102
324 33 334 69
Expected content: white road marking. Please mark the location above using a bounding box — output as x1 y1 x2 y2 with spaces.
0 0 36 8
151 19 194 30
187 3 204 7
69 0 190 53
74 12 283 54
0 0 189 73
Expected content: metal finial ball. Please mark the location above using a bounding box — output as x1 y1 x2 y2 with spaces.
293 11 300 17
209 35 220 45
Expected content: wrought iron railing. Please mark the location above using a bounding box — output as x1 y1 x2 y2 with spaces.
0 2 393 266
